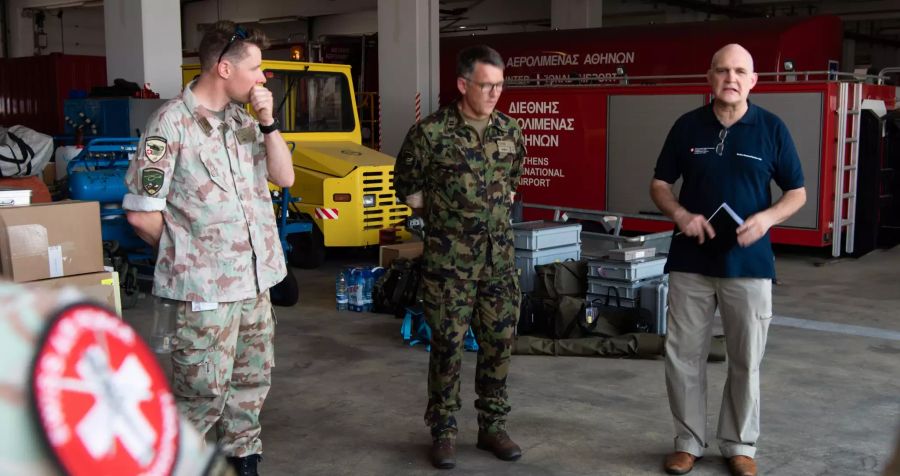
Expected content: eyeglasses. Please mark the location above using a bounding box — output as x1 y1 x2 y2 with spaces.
464 77 504 94
217 25 248 64
716 128 728 156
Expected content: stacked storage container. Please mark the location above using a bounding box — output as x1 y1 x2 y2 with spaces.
513 221 582 293
586 248 669 335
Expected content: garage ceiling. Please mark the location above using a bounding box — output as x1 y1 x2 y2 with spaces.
436 0 900 46
174 0 900 46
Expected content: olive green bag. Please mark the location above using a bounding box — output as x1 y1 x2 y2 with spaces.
532 259 587 300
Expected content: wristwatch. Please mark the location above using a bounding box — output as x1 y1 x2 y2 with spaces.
259 119 280 135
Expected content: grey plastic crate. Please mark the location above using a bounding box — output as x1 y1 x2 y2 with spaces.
582 230 673 257
515 243 581 292
587 275 668 335
513 221 582 250
587 276 669 335
587 255 666 282
587 277 644 300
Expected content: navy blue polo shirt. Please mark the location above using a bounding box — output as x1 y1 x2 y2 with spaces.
654 101 804 279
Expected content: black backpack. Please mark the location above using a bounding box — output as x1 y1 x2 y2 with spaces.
372 257 422 318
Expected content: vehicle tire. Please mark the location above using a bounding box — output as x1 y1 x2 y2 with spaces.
288 225 326 269
270 269 299 307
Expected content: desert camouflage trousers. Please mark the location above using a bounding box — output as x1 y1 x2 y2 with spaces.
171 291 274 457
422 272 520 439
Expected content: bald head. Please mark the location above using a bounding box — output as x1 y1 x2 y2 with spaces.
707 43 758 108
710 44 755 73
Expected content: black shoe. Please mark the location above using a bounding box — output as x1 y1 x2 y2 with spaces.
431 438 457 469
227 454 262 476
476 429 522 461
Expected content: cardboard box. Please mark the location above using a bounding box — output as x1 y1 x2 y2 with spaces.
606 247 656 261
0 201 104 283
26 271 122 316
379 241 423 268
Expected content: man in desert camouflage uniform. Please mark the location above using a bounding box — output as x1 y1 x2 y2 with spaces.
394 45 526 470
123 20 293 476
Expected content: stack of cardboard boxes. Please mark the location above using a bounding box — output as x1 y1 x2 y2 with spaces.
0 201 121 314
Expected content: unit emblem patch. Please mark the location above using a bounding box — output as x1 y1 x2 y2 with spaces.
142 168 165 196
144 137 167 162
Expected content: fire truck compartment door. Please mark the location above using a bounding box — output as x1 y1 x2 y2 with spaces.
750 92 822 230
606 94 705 216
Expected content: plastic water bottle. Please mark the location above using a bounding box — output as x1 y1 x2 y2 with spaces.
362 268 373 312
348 268 361 312
336 272 348 311
150 297 178 353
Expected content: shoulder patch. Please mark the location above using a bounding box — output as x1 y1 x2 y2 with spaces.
141 167 165 196
30 302 180 476
144 136 167 163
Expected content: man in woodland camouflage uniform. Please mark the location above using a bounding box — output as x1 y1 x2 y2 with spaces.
394 45 526 470
123 21 293 476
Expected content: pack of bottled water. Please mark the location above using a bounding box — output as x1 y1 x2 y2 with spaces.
338 266 384 312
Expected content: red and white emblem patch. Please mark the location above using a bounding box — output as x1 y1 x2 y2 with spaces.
31 303 179 476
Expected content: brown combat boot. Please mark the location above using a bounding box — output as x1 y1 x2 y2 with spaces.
729 455 757 476
664 451 698 475
430 437 456 469
476 429 522 461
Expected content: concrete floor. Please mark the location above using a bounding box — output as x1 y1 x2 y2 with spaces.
123 245 900 476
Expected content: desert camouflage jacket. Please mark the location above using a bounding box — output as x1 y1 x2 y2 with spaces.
123 82 286 302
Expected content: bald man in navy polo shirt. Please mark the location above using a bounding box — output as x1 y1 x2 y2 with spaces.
650 44 807 476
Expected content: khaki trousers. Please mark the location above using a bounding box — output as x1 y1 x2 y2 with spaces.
171 291 274 457
665 272 772 458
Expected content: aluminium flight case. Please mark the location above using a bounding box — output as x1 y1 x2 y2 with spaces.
637 276 668 335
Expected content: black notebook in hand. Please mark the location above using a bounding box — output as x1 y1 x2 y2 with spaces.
703 202 744 252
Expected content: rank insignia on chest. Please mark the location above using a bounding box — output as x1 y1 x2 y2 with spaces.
144 136 167 162
497 140 515 154
141 167 165 196
197 116 213 136
236 126 256 144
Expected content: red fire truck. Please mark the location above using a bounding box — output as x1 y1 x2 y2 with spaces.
441 16 898 256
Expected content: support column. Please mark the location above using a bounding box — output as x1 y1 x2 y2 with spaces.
7 0 36 57
377 0 439 156
104 0 182 98
842 38 855 73
551 0 602 30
